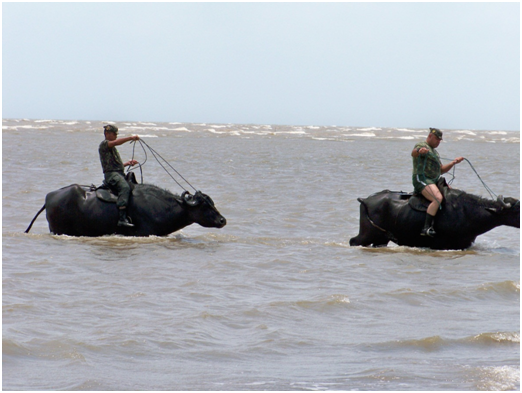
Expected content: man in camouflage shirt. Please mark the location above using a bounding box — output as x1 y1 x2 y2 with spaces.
99 125 140 227
411 128 464 237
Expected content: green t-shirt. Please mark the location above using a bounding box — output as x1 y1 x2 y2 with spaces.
99 140 124 173
412 141 441 180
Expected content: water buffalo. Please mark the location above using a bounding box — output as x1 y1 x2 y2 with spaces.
349 178 519 250
25 183 226 237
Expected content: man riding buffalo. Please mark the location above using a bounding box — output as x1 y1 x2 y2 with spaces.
99 124 140 227
411 128 464 237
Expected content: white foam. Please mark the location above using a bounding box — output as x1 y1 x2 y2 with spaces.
350 132 376 137
2 125 49 129
396 128 420 132
123 126 171 131
477 365 520 390
454 130 477 135
489 131 508 135
173 127 191 132
357 127 381 131
207 129 240 135
274 130 307 135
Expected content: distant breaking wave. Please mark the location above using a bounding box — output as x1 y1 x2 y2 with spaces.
2 118 519 144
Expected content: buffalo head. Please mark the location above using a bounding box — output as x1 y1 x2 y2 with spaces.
486 195 520 228
181 191 227 228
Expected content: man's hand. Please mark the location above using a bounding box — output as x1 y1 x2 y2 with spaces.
124 159 139 167
453 157 464 164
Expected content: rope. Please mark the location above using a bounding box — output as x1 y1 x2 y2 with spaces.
440 156 497 199
417 149 498 209
128 139 147 184
125 139 223 213
127 139 198 193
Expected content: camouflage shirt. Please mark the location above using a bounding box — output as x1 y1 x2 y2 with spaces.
99 140 124 173
412 141 441 180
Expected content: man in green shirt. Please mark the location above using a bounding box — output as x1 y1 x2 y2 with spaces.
99 125 140 227
411 128 464 237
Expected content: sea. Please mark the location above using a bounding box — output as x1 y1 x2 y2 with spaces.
2 118 520 391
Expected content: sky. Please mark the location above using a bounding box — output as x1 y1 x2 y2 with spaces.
2 2 520 131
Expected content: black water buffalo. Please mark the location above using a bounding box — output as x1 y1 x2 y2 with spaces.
350 178 519 250
25 183 226 237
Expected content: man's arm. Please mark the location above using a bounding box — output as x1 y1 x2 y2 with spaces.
441 157 464 174
411 146 429 158
107 135 139 148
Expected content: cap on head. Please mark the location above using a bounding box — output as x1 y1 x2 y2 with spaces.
429 127 443 139
104 124 118 135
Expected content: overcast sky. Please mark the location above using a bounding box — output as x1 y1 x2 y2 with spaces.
2 2 520 130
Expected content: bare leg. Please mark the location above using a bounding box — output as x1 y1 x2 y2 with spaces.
421 184 443 216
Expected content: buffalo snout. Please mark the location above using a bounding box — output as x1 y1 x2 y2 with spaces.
216 216 227 228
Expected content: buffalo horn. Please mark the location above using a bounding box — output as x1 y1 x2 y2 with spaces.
182 191 199 206
497 195 511 209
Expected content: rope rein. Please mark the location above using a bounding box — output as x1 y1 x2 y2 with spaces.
440 156 497 199
128 139 197 193
125 139 220 213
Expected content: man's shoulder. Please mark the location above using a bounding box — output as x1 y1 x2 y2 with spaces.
99 140 110 150
414 141 429 149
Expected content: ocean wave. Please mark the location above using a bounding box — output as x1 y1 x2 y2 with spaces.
274 130 307 135
2 119 518 144
478 280 520 295
122 126 172 131
3 337 87 362
2 338 30 356
269 294 352 311
15 231 186 245
466 365 520 391
377 279 519 307
454 130 477 135
380 331 519 352
2 125 50 130
349 132 376 137
470 331 520 344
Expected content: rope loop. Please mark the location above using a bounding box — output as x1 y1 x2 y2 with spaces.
126 139 198 193
439 156 497 199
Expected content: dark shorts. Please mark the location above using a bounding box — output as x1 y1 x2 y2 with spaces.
104 171 131 208
412 174 439 194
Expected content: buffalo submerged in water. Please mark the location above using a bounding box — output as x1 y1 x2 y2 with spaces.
350 178 519 250
25 183 226 237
